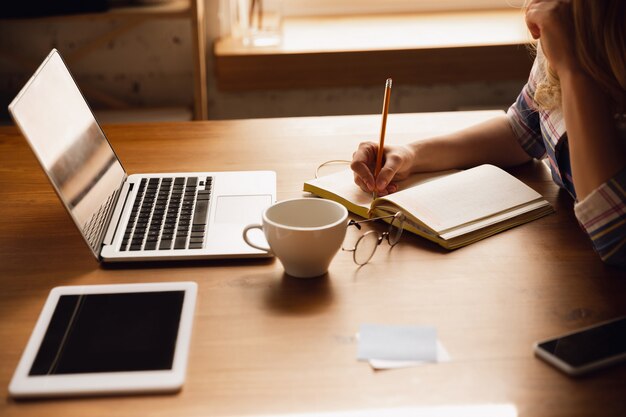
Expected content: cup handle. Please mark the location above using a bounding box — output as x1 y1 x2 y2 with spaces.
242 224 272 253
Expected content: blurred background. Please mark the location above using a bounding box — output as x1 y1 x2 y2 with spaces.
0 0 530 124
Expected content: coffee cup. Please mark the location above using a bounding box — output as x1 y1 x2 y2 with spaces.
242 198 348 278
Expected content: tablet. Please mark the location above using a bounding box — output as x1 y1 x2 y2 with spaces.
9 281 197 398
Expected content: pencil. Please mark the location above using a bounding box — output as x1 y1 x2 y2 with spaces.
373 78 392 200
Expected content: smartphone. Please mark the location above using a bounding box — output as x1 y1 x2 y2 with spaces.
534 316 626 376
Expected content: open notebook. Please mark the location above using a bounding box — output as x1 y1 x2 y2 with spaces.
303 164 554 249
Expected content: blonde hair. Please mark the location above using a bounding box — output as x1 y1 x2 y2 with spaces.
533 0 626 112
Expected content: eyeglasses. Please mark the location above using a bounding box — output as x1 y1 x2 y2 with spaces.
315 159 351 179
342 212 405 265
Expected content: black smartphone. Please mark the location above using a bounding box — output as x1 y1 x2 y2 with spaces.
534 316 626 376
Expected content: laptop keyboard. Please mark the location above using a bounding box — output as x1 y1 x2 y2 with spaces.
120 176 213 251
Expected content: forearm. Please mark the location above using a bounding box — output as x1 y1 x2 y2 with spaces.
559 70 626 200
407 115 532 173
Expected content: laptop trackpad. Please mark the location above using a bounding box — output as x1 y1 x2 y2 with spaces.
214 195 272 224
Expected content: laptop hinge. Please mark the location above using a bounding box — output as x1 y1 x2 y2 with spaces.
103 180 133 247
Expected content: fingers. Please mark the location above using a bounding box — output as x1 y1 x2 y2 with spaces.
525 0 543 39
353 171 398 196
353 172 371 193
524 0 576 75
525 19 541 39
525 0 571 39
351 141 407 195
375 152 403 192
351 142 377 192
377 182 398 197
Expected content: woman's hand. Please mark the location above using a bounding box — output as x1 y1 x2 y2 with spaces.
525 0 580 77
350 142 416 196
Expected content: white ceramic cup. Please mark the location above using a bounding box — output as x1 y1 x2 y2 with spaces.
242 198 348 278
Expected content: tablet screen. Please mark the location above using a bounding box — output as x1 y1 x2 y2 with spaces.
29 291 184 375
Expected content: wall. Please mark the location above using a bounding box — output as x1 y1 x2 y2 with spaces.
0 0 525 123
0 15 195 122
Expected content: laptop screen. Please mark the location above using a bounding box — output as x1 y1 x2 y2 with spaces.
8 50 126 259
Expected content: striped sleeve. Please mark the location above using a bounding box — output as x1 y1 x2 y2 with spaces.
506 57 547 159
574 167 626 267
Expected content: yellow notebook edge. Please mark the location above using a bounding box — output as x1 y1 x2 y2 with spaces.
374 199 555 250
438 198 553 239
303 182 370 218
442 204 556 249
370 205 443 244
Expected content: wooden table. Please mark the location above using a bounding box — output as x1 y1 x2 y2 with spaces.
1 111 625 417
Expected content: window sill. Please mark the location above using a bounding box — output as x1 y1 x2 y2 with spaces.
213 9 534 91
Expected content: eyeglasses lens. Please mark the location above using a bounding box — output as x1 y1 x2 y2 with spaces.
354 231 379 265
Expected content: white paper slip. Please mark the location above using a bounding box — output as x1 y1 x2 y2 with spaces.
369 340 451 370
357 323 437 362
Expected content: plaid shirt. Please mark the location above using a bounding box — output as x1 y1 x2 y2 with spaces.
507 55 626 267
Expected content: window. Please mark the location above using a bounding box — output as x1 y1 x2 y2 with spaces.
283 0 526 16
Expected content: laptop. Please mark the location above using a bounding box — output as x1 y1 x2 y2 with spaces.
8 49 276 262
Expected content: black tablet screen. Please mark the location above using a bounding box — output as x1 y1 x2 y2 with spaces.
29 291 185 375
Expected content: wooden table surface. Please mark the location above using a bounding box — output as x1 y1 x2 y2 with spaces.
1 111 625 417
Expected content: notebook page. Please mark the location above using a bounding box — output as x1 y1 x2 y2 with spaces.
439 199 551 240
306 169 457 216
379 165 543 233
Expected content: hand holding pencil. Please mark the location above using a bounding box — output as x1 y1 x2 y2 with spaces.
350 79 416 197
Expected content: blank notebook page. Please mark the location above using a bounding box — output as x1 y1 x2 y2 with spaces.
381 164 543 233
